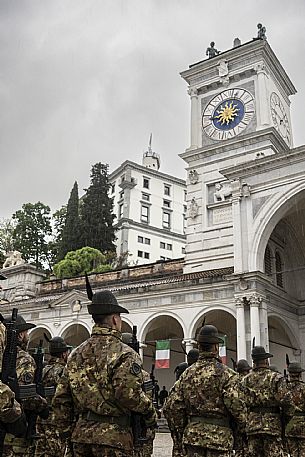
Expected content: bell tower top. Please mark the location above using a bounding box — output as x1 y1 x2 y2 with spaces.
181 38 296 151
142 133 160 170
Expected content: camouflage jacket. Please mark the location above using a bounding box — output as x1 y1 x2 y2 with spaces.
0 381 22 423
163 352 247 451
0 322 5 367
241 367 288 436
42 357 66 388
285 380 305 439
52 325 155 451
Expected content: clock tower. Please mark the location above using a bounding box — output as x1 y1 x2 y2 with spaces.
182 38 296 151
180 38 296 274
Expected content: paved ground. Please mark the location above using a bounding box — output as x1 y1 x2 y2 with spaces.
153 433 173 456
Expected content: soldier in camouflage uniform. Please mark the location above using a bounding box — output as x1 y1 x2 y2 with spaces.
285 362 305 457
0 381 27 437
241 345 289 457
2 315 48 457
121 332 156 457
0 315 27 442
52 288 157 457
163 324 247 457
34 336 71 457
233 359 251 457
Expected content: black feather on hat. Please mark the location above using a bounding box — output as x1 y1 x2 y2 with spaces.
85 274 129 315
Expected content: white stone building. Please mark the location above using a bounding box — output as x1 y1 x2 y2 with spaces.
109 141 186 265
1 37 305 389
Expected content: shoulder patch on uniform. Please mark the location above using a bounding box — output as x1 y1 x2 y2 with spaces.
22 372 33 384
131 362 141 376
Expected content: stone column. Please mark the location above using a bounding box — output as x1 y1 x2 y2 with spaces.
260 298 269 351
235 297 247 360
183 338 195 362
188 87 199 149
249 294 262 346
256 63 269 128
231 179 243 273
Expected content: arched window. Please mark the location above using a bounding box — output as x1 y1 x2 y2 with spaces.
264 245 272 276
275 251 284 288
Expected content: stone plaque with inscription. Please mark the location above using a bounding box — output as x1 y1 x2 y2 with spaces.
212 206 232 225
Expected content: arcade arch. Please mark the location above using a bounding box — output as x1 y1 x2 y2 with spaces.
61 323 90 348
268 315 299 373
252 187 305 287
28 327 52 353
141 314 185 390
192 309 237 369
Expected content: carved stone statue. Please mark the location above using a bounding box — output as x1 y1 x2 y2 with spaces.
233 37 241 48
189 170 199 185
189 198 199 219
217 59 229 85
218 59 228 78
214 182 232 202
3 251 26 268
206 42 220 59
256 23 267 40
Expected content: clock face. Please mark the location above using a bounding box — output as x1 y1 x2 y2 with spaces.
202 88 255 141
270 92 291 145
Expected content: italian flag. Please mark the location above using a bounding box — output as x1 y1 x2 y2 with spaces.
155 340 170 369
219 335 227 365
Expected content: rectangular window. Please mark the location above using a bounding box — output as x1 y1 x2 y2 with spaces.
111 183 115 194
167 243 172 250
143 178 150 189
163 211 171 229
118 203 123 219
182 247 186 254
164 184 171 196
163 199 171 208
144 252 150 259
144 238 150 245
142 193 150 201
119 190 124 199
184 190 187 201
138 250 143 258
160 242 166 249
141 205 149 223
183 205 187 213
138 236 144 243
121 174 125 183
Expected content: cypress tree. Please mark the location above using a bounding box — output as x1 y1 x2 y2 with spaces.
80 163 116 253
58 181 81 260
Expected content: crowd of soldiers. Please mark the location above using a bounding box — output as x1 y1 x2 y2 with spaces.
0 273 305 457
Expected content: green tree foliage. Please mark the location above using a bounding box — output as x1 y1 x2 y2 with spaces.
80 163 116 253
53 246 111 278
57 182 81 260
12 202 52 268
0 219 16 264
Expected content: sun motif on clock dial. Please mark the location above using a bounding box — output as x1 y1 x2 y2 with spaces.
202 88 255 140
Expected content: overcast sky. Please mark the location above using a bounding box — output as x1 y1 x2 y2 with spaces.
1 0 305 219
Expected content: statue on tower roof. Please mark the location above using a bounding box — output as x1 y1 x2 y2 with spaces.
256 23 267 40
206 42 220 59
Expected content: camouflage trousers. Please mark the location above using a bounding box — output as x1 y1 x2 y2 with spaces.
247 435 286 457
72 443 133 457
184 445 230 457
3 437 35 457
287 438 305 457
34 423 66 457
133 439 154 457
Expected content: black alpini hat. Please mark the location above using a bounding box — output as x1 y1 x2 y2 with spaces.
288 362 305 374
251 345 273 360
236 359 251 373
85 273 129 315
4 314 36 333
197 325 223 344
49 336 72 354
